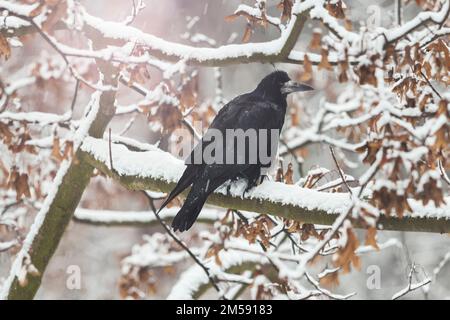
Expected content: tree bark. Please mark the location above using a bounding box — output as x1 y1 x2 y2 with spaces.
81 147 450 234
4 73 118 300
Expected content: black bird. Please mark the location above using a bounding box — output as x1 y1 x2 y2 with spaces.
159 71 314 232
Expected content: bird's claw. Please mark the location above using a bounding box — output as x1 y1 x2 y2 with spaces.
226 182 232 197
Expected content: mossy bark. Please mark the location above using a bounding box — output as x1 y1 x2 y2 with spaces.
6 75 117 300
82 152 450 234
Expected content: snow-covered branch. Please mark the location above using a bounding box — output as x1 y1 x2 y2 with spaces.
80 137 450 234
73 206 223 226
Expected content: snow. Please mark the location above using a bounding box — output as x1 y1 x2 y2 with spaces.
383 0 450 43
309 4 359 43
4 77 36 95
0 111 71 125
0 1 39 16
281 129 360 153
74 206 223 224
81 136 185 183
233 4 281 27
81 137 450 221
392 277 431 300
0 16 29 30
79 0 318 63
167 242 267 299
408 197 450 219
288 50 323 64
0 240 17 252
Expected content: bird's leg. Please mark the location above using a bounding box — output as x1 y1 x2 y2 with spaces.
258 174 269 184
226 181 232 197
226 176 240 197
244 173 259 196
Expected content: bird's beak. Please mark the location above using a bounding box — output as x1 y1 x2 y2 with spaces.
281 81 314 95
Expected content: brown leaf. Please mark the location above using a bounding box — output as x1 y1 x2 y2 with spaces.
275 165 284 182
0 34 11 60
319 269 340 287
365 227 379 250
358 64 377 86
51 136 64 162
224 14 239 22
63 140 74 160
300 54 313 81
242 24 253 43
326 1 346 19
308 31 321 50
278 0 293 22
334 226 361 273
318 48 333 71
0 122 13 144
42 1 68 33
9 172 32 201
285 163 294 184
338 60 349 83
344 19 352 31
148 104 183 134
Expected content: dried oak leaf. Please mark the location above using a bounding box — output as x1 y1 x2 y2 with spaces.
0 122 13 144
365 227 379 250
8 168 31 201
338 60 349 83
0 34 11 60
242 23 253 43
358 64 377 86
334 227 361 273
148 104 183 134
284 163 294 184
277 0 293 23
325 1 346 19
318 48 333 71
308 31 322 50
51 136 64 162
42 0 68 33
300 54 313 82
319 269 340 287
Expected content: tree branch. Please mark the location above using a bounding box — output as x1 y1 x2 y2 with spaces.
79 0 315 67
79 137 450 234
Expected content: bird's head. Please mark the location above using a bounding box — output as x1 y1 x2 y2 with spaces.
255 70 314 100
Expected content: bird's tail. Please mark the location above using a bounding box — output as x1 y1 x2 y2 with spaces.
171 189 208 232
158 167 196 213
172 179 214 231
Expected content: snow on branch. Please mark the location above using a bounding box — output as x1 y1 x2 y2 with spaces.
0 111 71 125
73 206 224 226
383 0 450 44
80 137 450 234
78 0 316 66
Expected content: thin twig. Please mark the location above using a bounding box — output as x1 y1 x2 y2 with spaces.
438 159 450 186
0 77 9 113
108 128 114 171
392 263 431 300
70 79 80 112
141 191 225 299
329 146 353 195
396 0 402 26
8 13 108 91
419 71 442 99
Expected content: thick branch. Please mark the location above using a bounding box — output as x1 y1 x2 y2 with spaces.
80 137 450 234
73 207 222 227
79 0 315 66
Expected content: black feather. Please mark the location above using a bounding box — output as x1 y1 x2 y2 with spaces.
159 71 313 231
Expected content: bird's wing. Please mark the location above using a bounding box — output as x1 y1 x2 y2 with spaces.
196 96 285 183
186 94 284 165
